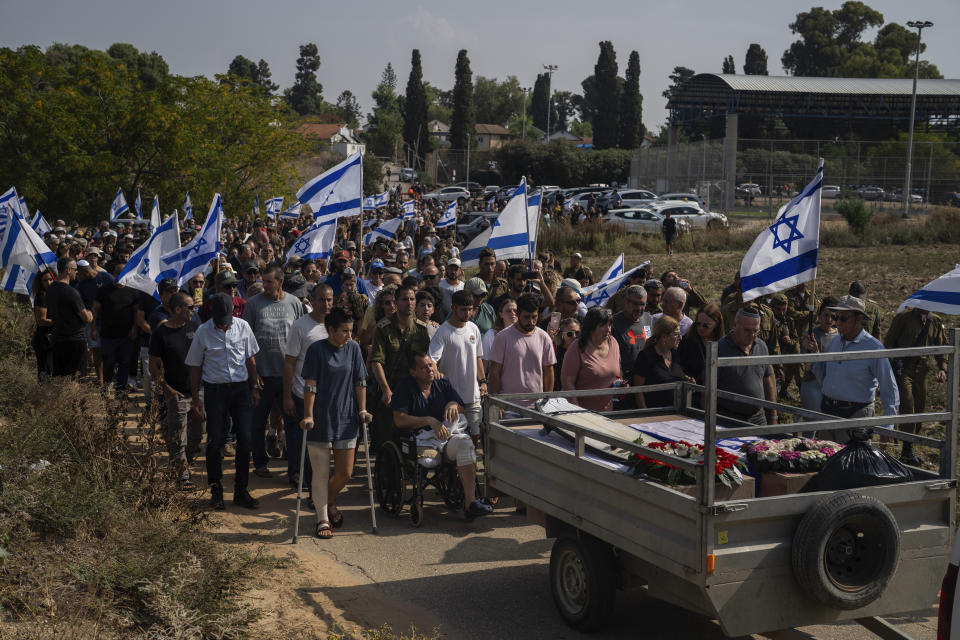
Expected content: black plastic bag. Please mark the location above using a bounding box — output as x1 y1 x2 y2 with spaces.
807 433 913 491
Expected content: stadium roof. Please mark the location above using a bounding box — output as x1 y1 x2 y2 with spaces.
668 73 960 125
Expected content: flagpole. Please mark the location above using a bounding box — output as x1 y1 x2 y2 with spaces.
522 177 532 268
357 156 364 278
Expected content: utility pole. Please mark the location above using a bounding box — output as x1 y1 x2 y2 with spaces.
543 64 557 142
522 87 529 141
903 20 933 218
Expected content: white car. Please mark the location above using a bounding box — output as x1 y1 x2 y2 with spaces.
423 186 470 205
654 192 705 208
603 208 692 235
652 201 728 229
821 185 841 198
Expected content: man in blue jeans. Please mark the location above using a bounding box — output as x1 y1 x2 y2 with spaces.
186 293 261 510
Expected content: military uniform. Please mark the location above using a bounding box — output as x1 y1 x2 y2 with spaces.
645 301 662 315
681 286 706 315
772 301 802 397
861 297 882 338
883 308 948 443
369 315 431 447
785 286 818 332
481 276 509 303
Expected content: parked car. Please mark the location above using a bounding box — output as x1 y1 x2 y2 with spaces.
482 185 500 196
422 186 470 205
654 201 728 229
603 207 692 235
932 189 960 207
821 185 841 198
884 188 923 204
736 183 762 197
399 167 418 182
455 213 497 243
654 192 705 208
455 181 484 197
856 186 885 201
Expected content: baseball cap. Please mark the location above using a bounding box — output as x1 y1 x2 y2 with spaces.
370 259 385 271
210 293 234 327
447 258 461 267
241 260 260 273
158 278 180 294
215 271 238 287
464 277 488 297
334 250 350 261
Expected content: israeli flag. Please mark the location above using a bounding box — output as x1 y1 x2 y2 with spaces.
582 261 650 308
898 264 960 315
183 192 193 221
264 197 284 218
134 190 143 220
0 188 17 241
0 194 57 300
280 202 302 219
376 191 389 207
487 177 538 262
460 227 492 268
117 212 181 296
110 187 130 222
286 217 337 263
740 160 822 303
436 202 457 229
31 211 52 236
365 217 402 246
150 195 161 233
402 199 416 219
252 194 260 217
160 193 222 286
297 151 363 221
563 197 575 212
597 253 624 283
362 195 378 211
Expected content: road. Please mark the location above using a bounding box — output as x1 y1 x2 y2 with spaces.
205 449 939 640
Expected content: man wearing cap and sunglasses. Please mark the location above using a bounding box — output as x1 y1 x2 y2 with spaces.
805 295 899 431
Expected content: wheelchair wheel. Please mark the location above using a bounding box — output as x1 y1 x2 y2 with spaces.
374 441 405 516
439 462 465 510
410 501 424 527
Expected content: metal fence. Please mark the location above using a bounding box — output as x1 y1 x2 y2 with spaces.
424 148 498 185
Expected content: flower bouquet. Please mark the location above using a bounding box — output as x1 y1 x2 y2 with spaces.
742 438 843 473
627 440 747 489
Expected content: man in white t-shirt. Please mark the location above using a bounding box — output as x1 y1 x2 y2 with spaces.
438 258 464 316
281 283 332 488
363 259 385 302
489 292 556 411
429 290 486 439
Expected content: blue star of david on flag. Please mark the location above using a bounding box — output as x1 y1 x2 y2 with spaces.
768 212 804 254
294 237 310 254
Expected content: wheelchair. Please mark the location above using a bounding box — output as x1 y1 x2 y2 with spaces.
373 429 480 527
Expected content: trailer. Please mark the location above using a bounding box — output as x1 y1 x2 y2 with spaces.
484 330 960 638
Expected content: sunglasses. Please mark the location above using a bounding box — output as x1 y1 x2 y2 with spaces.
423 273 439 279
565 330 581 338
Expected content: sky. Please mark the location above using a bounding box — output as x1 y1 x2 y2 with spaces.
3 0 959 132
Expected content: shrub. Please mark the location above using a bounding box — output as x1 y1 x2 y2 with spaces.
836 198 873 235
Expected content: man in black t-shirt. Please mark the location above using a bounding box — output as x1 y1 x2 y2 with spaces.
45 258 92 376
93 280 140 393
149 292 202 488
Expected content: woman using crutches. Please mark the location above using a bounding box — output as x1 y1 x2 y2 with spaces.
299 308 370 539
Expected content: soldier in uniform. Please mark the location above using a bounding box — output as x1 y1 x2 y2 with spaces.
643 279 664 315
785 282 817 332
474 248 508 303
368 284 431 449
883 306 949 465
606 268 649 313
849 281 882 338
771 293 802 399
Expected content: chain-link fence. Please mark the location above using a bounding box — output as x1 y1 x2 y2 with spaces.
425 149 498 185
631 137 960 216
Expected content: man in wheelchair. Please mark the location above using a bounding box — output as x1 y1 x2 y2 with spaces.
391 352 494 520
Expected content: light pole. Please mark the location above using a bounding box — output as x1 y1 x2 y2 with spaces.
543 64 557 142
903 19 933 217
521 87 529 141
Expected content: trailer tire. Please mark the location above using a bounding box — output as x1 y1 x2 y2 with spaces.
549 535 616 630
791 492 900 610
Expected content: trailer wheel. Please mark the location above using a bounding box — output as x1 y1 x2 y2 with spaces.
549 535 615 630
792 492 900 610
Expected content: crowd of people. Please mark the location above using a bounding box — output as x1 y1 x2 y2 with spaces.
26 188 954 537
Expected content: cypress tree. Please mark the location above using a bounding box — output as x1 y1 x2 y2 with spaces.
531 73 550 133
403 49 430 167
722 55 736 74
450 49 475 150
617 50 643 149
285 43 323 115
593 41 619 149
744 44 769 75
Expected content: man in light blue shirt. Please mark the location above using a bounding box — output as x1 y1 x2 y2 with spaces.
187 293 261 511
807 295 899 427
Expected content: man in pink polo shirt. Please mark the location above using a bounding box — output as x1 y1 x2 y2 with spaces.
488 292 556 412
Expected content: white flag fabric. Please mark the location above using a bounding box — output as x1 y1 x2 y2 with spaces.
402 199 416 219
31 211 52 236
0 188 17 242
739 161 822 303
362 195 378 211
582 261 651 308
265 196 284 218
488 177 538 262
280 202 301 219
435 202 457 229
460 227 492 268
297 151 363 221
252 194 260 217
598 253 624 283
161 193 222 286
183 192 194 221
110 187 130 221
150 195 161 233
117 212 181 296
898 265 960 314
286 217 337 263
365 217 402 246
363 191 389 211
0 194 57 299
134 190 143 220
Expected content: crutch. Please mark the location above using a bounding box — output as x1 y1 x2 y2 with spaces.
291 428 308 544
360 415 378 534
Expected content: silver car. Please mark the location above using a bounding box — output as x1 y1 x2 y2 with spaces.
652 201 728 229
603 208 692 235
422 186 470 205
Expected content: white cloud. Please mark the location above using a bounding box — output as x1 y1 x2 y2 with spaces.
407 6 472 47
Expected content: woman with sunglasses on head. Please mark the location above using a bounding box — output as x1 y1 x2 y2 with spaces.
561 307 621 411
633 315 694 409
552 317 581 390
800 296 839 416
676 302 725 386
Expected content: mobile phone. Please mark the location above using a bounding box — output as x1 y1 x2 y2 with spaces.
194 287 203 302
548 312 561 331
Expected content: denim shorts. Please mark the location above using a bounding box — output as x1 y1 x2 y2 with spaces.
310 438 358 450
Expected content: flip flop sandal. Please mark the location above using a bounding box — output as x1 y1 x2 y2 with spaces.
316 521 333 539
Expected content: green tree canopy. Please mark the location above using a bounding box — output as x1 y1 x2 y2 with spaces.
335 90 361 128
403 50 430 167
473 75 523 126
662 66 695 100
722 55 736 74
531 72 551 133
450 50 475 150
744 44 769 75
593 41 620 149
285 43 324 115
226 55 278 94
366 63 402 157
618 51 643 149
